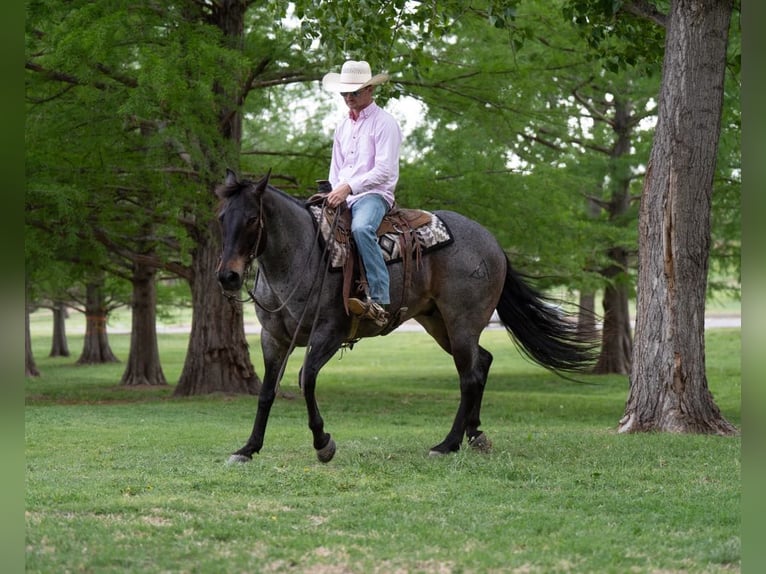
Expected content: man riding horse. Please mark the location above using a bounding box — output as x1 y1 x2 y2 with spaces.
320 60 402 327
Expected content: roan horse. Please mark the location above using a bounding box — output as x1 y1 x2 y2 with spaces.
216 170 596 463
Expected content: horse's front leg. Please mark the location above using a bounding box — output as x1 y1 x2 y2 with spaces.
228 332 290 464
299 335 344 463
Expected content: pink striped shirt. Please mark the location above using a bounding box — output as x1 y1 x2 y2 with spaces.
328 102 402 209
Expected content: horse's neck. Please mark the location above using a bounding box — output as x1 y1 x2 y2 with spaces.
258 190 319 281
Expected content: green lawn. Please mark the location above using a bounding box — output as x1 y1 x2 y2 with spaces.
26 322 741 573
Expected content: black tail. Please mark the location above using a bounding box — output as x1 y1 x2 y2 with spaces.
495 257 598 374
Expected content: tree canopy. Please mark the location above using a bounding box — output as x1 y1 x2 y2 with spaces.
26 0 739 405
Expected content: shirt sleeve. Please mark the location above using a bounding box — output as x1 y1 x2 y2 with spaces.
328 124 343 186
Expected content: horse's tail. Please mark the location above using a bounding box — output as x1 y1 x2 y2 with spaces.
495 256 598 374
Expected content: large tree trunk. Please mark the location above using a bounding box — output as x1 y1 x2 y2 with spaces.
619 0 737 435
49 301 70 357
76 281 119 365
120 260 167 386
174 220 260 395
173 0 260 396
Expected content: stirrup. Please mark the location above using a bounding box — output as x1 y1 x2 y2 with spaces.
348 298 389 327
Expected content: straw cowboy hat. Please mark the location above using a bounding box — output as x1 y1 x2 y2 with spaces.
322 60 389 92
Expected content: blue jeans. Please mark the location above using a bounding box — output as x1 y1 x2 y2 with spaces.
350 194 390 305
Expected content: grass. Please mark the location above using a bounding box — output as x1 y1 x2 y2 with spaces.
26 319 741 573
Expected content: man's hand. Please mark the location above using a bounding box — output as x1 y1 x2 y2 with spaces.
326 183 352 208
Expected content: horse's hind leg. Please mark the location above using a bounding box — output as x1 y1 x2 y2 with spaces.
465 346 493 452
416 314 491 455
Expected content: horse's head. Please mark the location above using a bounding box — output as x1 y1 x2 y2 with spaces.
215 169 270 292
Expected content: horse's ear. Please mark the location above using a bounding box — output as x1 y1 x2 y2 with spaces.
254 168 272 197
225 169 238 186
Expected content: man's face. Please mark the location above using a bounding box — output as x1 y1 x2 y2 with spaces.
341 86 374 114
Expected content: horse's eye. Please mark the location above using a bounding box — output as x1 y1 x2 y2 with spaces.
246 217 258 227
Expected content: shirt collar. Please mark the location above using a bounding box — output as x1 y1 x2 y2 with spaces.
349 101 378 121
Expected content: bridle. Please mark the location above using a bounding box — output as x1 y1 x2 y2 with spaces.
218 192 342 388
218 192 340 318
218 191 266 305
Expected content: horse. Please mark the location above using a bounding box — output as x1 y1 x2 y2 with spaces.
215 169 597 463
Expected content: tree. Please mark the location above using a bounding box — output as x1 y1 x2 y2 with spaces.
25 0 261 393
26 0 739 402
120 259 167 386
74 277 120 365
49 301 70 358
619 0 738 434
25 279 40 378
389 3 658 375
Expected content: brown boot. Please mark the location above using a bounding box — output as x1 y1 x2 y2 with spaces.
348 298 389 327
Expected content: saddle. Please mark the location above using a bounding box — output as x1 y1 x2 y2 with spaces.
305 194 453 330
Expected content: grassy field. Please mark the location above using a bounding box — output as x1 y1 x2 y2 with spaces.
26 317 741 573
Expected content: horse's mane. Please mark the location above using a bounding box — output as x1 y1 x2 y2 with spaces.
214 177 308 213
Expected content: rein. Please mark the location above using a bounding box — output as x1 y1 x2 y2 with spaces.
251 201 332 313
221 194 342 391
221 195 333 314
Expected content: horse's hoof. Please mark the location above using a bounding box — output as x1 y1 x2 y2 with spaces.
468 432 492 453
316 436 336 463
428 440 460 456
226 453 252 465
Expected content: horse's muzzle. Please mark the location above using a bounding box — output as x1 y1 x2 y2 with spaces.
217 269 243 292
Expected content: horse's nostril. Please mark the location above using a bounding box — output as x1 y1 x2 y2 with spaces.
217 270 242 291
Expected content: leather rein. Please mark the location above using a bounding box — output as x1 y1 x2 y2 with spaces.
219 196 342 387
220 196 337 311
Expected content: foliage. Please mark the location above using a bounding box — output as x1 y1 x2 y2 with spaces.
26 327 741 572
561 0 668 74
559 0 741 296
25 0 740 341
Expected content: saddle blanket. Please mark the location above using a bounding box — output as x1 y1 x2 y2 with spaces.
308 204 454 271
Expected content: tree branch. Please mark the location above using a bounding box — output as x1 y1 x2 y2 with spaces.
621 0 667 28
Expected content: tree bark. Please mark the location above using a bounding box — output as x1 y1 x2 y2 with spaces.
577 291 596 338
620 0 737 435
49 301 70 357
120 260 167 386
76 280 119 365
594 248 633 375
174 219 260 395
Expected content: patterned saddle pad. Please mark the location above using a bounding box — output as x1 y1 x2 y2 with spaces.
307 204 454 271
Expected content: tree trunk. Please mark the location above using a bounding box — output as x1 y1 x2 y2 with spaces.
120 260 167 386
26 295 40 378
76 281 119 365
173 0 261 396
619 0 737 435
593 248 632 375
594 96 634 374
174 219 260 395
49 301 70 357
577 291 596 338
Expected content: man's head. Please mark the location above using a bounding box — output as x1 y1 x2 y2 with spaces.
322 60 388 113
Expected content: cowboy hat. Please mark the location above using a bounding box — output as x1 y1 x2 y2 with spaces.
322 60 389 92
